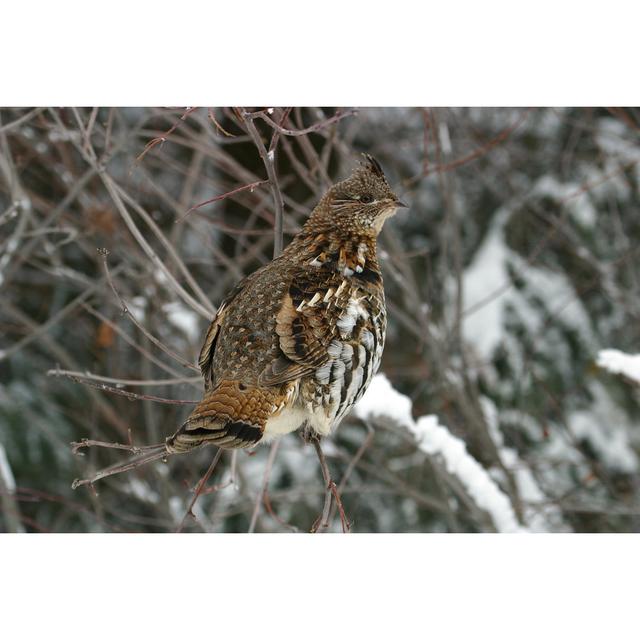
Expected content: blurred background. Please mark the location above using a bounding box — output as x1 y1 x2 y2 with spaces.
0 106 639 532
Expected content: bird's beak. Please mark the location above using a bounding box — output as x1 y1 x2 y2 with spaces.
394 199 409 208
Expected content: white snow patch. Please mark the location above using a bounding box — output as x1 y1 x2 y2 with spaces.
533 175 597 227
355 374 525 532
481 397 566 532
168 496 184 523
128 296 147 322
163 302 200 341
438 121 452 154
569 383 638 473
596 118 640 164
0 443 17 493
127 478 159 504
416 414 525 532
154 269 169 286
461 207 592 360
597 349 640 385
461 209 511 358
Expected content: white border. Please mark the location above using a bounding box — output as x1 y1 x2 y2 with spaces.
2 1 639 635
1 534 638 638
2 0 639 105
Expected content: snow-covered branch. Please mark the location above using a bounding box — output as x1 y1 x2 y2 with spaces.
354 375 525 533
597 349 640 386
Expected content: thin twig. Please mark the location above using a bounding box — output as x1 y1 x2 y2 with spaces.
255 108 357 137
71 439 163 455
328 422 375 526
71 446 169 489
248 440 280 532
176 448 224 532
45 368 200 387
98 175 214 319
207 108 236 137
405 108 533 186
0 274 111 363
177 179 269 223
241 109 286 257
99 249 200 371
81 303 190 379
0 107 44 134
263 488 300 532
48 369 198 405
135 107 198 165
109 180 216 317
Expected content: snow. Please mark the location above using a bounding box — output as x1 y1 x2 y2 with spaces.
481 397 566 532
533 175 597 227
461 209 511 358
0 443 17 493
127 478 159 504
415 414 524 532
597 349 640 385
596 118 640 164
354 373 413 428
355 374 525 533
438 121 452 154
163 301 200 341
569 382 638 473
128 296 147 322
461 205 592 360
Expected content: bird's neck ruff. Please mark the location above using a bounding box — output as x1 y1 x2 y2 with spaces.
286 230 380 278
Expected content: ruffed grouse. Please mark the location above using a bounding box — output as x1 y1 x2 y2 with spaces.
73 154 406 486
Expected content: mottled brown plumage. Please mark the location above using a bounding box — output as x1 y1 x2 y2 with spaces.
72 155 406 488
166 154 406 453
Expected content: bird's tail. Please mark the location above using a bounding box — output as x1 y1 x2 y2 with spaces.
71 444 168 489
165 380 270 453
72 380 279 488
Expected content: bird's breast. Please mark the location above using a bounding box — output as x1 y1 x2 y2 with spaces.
301 288 386 434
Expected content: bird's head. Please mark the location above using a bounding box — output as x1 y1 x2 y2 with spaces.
313 154 407 237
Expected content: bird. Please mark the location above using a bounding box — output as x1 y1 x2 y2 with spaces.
72 154 407 487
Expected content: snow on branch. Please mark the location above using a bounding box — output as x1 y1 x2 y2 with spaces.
597 349 640 385
0 442 25 533
354 375 524 533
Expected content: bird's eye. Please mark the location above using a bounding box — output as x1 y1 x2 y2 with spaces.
359 194 374 204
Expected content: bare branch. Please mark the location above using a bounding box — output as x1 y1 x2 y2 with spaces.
176 448 224 532
254 107 358 138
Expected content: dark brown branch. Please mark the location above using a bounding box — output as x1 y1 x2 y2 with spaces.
405 107 534 186
71 445 169 489
49 369 198 405
255 108 358 137
135 107 198 164
177 179 269 223
241 109 286 257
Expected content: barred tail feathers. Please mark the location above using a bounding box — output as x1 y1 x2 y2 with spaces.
165 380 278 452
72 381 285 488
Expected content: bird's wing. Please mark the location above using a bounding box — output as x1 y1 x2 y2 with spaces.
259 270 357 386
198 274 257 390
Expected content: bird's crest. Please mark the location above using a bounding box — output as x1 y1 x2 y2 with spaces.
360 153 384 178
